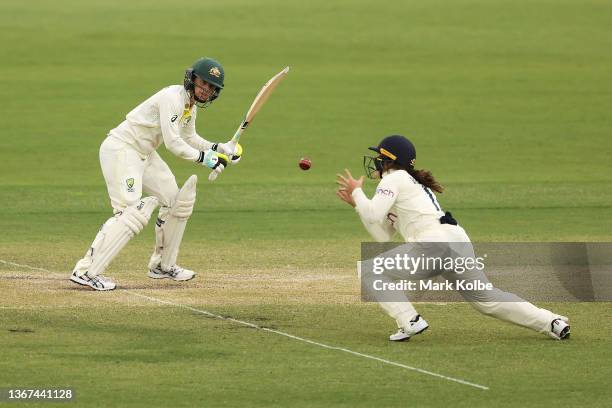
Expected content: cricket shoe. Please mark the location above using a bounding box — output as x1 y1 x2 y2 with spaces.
548 316 570 340
389 315 429 341
148 264 195 281
70 271 116 291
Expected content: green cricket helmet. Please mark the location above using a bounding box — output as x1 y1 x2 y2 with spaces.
184 57 225 107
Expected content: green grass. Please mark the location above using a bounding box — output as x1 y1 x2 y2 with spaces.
2 302 610 407
1 0 611 406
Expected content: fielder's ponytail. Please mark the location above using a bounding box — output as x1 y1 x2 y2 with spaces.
386 162 444 193
406 167 444 193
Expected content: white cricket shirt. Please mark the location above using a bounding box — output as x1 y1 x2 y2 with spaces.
352 169 445 241
109 85 213 161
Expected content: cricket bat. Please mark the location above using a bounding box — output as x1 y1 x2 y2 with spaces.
209 66 290 181
231 66 290 145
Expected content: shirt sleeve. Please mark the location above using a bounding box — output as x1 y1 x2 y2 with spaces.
358 216 396 242
182 110 215 151
158 92 202 162
351 176 399 226
184 133 215 152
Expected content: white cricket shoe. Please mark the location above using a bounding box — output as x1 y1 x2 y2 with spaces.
389 315 429 341
148 264 195 281
70 271 116 291
548 316 570 340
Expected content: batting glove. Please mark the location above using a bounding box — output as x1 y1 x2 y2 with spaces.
213 141 243 165
200 149 228 181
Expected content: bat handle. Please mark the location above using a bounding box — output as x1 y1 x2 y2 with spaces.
231 120 249 144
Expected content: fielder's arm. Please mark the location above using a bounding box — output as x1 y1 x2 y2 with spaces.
351 181 398 225
352 189 397 242
336 173 397 242
358 217 396 242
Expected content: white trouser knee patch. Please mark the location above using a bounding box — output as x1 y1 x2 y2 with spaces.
160 175 197 270
88 197 159 277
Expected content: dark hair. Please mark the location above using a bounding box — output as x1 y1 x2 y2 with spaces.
388 163 444 193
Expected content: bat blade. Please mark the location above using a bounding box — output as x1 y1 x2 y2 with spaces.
244 66 289 124
231 66 289 143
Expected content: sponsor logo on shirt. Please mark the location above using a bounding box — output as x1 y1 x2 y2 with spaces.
376 188 395 197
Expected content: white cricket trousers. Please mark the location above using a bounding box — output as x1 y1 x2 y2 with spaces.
100 136 179 212
366 224 558 334
71 136 181 277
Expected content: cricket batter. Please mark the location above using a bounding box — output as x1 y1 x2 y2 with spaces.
336 135 570 341
70 57 241 291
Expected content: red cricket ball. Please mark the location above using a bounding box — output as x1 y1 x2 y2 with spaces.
299 157 311 170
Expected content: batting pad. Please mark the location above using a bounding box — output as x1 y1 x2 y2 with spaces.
88 197 159 277
160 175 197 270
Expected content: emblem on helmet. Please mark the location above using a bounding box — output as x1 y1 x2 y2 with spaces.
209 67 221 78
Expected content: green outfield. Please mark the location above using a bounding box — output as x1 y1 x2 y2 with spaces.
1 0 611 406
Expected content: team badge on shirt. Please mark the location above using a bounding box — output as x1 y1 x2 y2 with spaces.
179 104 192 128
126 178 135 192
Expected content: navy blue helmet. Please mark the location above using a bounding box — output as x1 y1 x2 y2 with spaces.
364 135 416 178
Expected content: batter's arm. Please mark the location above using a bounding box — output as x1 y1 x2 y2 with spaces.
184 132 215 152
182 111 216 151
158 93 203 162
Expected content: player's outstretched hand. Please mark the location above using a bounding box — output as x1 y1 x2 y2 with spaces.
336 169 363 208
336 169 364 194
336 189 356 208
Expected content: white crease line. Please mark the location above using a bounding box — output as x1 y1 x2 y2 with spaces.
1 259 489 391
126 291 488 390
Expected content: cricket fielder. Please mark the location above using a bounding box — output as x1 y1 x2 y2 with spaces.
70 57 241 291
336 135 570 341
